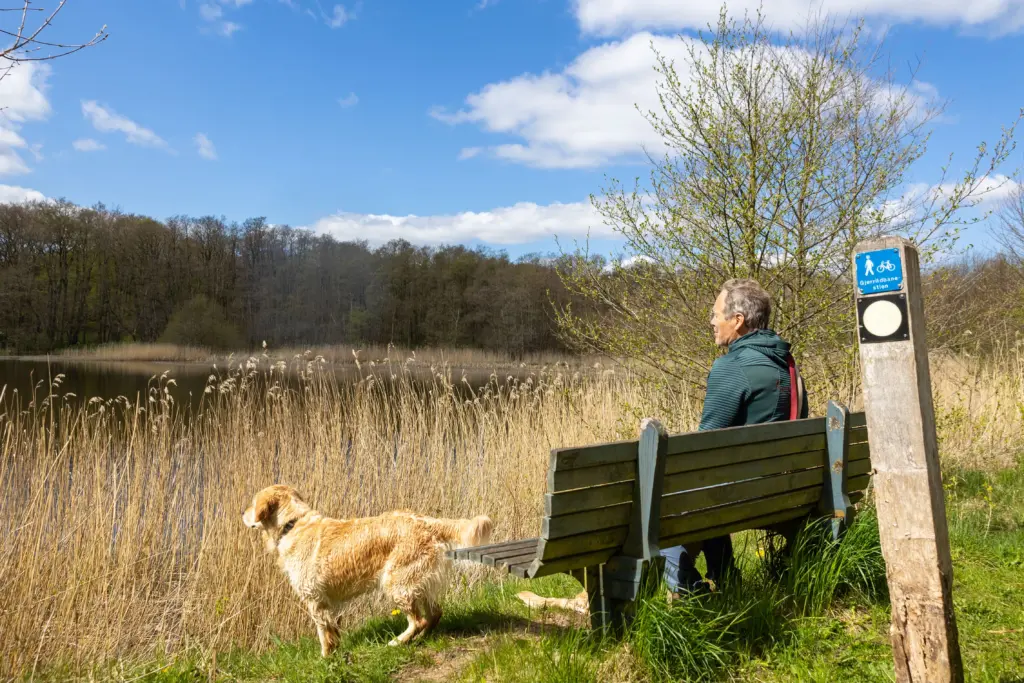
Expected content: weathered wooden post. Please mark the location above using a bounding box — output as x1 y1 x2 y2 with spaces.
853 236 963 682
587 417 667 635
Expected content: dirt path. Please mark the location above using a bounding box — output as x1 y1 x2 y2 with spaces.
394 608 587 682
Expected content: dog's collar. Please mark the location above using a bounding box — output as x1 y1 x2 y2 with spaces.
280 517 301 538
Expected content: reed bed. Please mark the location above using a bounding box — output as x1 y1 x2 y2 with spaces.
0 354 671 678
0 345 1021 678
54 342 599 370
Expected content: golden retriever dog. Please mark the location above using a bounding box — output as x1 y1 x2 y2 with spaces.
243 484 492 656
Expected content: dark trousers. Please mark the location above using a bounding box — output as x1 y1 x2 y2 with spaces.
660 535 734 591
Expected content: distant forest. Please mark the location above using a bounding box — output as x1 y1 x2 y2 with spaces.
3 199 1020 360
0 201 579 356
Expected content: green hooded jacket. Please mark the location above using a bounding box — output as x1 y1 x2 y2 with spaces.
698 329 808 431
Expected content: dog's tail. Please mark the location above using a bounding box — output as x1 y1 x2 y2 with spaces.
426 514 492 549
457 515 493 548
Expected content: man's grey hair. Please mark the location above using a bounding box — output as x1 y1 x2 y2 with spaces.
721 278 771 330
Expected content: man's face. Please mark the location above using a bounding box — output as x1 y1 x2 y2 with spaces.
711 290 746 347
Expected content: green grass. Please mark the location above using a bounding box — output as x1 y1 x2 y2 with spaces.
31 463 1024 683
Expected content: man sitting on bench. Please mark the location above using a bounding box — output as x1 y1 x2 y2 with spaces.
662 278 808 594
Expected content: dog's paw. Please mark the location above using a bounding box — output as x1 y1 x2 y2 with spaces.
388 638 400 647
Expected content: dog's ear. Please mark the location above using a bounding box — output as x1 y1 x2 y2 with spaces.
243 489 281 528
256 494 279 524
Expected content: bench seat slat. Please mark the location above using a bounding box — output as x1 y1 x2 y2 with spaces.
663 451 823 496
549 439 638 471
469 539 539 562
849 412 867 429
447 538 538 562
548 461 637 493
545 481 633 517
491 547 541 569
509 563 532 578
660 485 822 539
526 549 619 579
661 468 823 518
666 418 825 456
542 502 631 540
660 504 817 549
536 525 629 562
664 433 826 476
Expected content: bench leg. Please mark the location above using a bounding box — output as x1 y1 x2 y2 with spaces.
581 558 664 637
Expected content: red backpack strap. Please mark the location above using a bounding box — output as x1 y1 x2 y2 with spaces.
787 353 800 421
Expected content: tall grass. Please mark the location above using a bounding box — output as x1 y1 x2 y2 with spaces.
1 344 1021 678
628 508 887 683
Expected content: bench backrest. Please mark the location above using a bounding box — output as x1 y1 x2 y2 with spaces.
658 407 868 549
528 402 871 579
535 435 643 576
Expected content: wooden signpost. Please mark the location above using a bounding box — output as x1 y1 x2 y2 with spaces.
853 237 964 683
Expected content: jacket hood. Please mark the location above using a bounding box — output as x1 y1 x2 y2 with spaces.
728 329 791 367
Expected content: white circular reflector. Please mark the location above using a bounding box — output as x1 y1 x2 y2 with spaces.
863 299 903 338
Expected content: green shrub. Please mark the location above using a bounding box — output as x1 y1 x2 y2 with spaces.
159 295 244 350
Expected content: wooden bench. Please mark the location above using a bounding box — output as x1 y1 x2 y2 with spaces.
448 401 872 631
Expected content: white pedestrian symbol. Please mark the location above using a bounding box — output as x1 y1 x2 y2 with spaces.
864 255 875 277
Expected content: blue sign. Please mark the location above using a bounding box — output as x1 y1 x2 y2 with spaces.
856 248 903 295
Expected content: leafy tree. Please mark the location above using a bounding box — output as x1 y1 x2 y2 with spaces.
555 8 1021 395
160 295 244 350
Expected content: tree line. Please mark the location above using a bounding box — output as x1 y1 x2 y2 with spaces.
1 196 1021 366
0 200 577 356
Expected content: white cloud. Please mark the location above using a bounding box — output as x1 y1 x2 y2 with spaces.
603 254 656 272
307 200 611 246
572 0 1024 36
433 30 940 169
877 174 1019 232
73 138 106 152
81 100 170 149
194 133 218 160
0 62 51 124
934 174 1020 207
430 32 693 168
199 2 242 36
0 184 46 204
0 128 30 175
337 92 359 108
0 61 51 176
458 147 482 160
325 4 349 28
199 2 223 20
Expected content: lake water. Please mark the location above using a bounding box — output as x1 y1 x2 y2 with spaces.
0 356 521 415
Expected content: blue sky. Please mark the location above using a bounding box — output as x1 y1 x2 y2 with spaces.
2 0 1023 260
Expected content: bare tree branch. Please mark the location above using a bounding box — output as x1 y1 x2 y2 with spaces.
1 0 107 70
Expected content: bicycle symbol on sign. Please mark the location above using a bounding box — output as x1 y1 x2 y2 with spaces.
863 255 897 277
